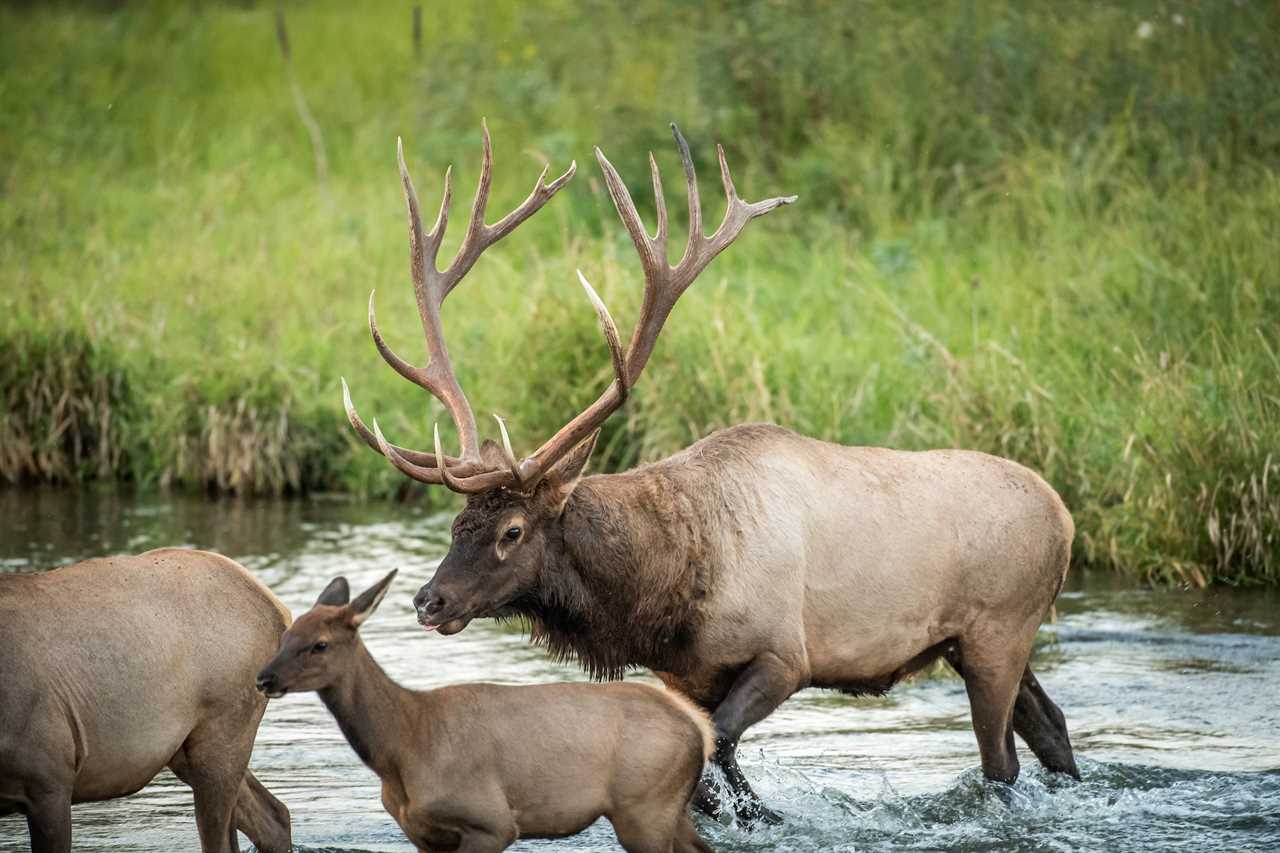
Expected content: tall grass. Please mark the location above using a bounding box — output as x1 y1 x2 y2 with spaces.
1 0 1278 584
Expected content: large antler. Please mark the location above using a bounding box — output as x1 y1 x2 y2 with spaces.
345 123 794 494
517 123 797 482
342 122 576 490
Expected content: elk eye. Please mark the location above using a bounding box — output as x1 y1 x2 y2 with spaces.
504 526 522 541
312 642 328 653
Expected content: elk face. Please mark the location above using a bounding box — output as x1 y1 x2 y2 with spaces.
256 571 395 697
413 436 595 635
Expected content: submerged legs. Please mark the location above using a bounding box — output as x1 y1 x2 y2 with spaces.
692 652 804 826
1012 666 1081 779
948 642 1081 784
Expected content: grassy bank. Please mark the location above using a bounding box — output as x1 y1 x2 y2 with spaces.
2 0 1278 584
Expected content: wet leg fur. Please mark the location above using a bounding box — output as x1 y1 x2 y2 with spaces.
233 770 292 853
1012 667 1081 779
946 638 1025 784
168 722 257 853
693 652 803 825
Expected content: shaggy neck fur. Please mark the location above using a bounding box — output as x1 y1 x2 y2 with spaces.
512 468 718 680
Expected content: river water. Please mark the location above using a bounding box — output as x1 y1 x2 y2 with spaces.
1 488 1277 852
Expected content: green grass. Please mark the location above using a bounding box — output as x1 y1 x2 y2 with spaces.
2 0 1278 585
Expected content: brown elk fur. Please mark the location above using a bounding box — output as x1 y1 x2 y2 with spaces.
418 423 1081 822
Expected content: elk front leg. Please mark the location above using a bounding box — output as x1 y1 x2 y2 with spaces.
694 652 803 826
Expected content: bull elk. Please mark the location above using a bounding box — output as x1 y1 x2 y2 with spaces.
342 123 1081 823
0 549 292 853
255 570 715 853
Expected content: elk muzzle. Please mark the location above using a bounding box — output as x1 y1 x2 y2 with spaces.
255 668 286 699
413 583 472 635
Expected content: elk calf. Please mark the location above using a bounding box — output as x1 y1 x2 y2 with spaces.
256 570 714 853
0 549 292 853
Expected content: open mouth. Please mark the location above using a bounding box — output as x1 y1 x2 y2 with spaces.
419 614 473 635
264 688 287 699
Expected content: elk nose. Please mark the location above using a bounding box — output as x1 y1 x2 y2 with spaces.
255 672 277 694
414 588 445 620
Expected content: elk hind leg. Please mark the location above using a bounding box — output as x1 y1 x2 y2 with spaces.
1012 666 1081 779
233 769 292 853
169 726 255 853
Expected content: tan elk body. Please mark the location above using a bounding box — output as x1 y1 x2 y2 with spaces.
255 571 714 853
0 549 292 853
344 124 1081 822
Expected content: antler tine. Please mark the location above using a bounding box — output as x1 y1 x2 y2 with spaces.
430 422 518 494
671 124 702 263
595 146 666 285
492 414 526 488
341 377 470 470
649 152 668 250
671 122 798 290
372 418 445 486
576 270 627 401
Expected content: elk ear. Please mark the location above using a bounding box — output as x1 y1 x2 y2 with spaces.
315 577 350 607
542 429 599 513
349 569 397 628
478 438 507 470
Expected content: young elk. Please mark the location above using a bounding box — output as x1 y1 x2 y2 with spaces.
255 570 714 853
0 549 292 853
342 124 1081 824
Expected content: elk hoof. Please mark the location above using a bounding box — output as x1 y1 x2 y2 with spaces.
735 799 783 827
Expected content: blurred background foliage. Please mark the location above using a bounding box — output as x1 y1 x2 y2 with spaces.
1 0 1278 584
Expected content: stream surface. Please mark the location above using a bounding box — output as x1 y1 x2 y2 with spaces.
1 488 1277 852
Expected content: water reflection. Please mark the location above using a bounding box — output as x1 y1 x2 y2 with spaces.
1 488 1277 851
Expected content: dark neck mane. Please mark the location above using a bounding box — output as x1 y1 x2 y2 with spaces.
512 471 712 680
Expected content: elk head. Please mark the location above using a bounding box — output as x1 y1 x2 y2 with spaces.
341 123 795 634
255 570 397 697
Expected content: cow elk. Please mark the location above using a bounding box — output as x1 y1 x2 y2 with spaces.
0 550 292 853
342 123 1081 823
256 570 715 853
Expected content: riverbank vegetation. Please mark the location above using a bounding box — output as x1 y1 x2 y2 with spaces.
3 0 1278 584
